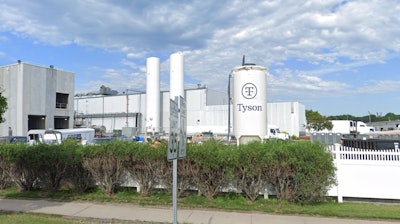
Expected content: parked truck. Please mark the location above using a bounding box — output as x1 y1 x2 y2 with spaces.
330 120 375 134
27 128 95 145
265 124 289 140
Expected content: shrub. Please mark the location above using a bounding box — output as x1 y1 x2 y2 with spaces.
190 141 234 200
0 143 41 191
0 165 13 189
288 141 336 202
264 141 336 203
159 144 200 198
125 142 165 196
36 140 78 192
79 141 129 196
232 141 268 202
66 143 95 192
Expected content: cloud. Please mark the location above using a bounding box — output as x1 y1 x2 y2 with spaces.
267 68 349 99
1 0 400 105
358 80 400 94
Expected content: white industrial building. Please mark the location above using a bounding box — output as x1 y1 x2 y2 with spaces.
74 87 307 138
75 54 306 139
0 62 74 136
0 61 306 138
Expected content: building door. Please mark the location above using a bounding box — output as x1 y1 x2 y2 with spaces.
55 117 69 129
28 115 46 130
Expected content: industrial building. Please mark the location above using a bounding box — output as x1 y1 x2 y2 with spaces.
0 61 306 138
0 62 74 136
74 87 307 138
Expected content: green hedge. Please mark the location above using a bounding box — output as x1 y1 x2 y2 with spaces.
0 140 336 202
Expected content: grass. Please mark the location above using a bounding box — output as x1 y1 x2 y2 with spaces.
0 211 78 224
1 187 400 221
0 211 163 223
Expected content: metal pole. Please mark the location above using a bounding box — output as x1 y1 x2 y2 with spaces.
170 52 184 224
227 71 232 142
173 96 180 224
172 158 177 224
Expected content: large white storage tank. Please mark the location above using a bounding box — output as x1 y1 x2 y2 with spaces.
146 57 161 133
232 64 267 145
170 52 184 98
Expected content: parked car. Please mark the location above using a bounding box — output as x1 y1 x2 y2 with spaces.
0 136 28 143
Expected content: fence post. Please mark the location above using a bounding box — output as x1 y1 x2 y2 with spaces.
263 187 269 199
395 142 399 151
334 143 343 203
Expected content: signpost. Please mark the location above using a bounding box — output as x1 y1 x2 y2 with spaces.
168 98 179 160
168 96 186 160
178 96 187 159
169 51 185 224
168 96 186 224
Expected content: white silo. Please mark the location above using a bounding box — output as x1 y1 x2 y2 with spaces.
170 52 184 98
146 57 160 134
232 64 267 145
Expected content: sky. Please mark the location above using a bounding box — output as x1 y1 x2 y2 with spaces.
0 0 399 117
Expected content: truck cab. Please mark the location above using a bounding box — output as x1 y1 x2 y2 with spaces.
266 125 289 140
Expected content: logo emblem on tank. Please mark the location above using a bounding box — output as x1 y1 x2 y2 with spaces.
241 83 257 99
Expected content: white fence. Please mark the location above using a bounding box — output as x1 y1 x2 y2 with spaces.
122 143 400 203
327 143 400 202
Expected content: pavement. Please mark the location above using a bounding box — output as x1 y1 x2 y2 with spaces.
0 198 398 224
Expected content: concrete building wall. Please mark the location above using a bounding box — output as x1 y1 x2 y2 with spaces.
0 62 74 136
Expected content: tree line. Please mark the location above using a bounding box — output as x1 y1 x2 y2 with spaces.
306 110 400 132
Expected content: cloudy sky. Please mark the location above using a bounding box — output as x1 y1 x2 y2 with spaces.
0 0 399 117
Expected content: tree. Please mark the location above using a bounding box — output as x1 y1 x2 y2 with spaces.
0 90 7 123
306 110 333 132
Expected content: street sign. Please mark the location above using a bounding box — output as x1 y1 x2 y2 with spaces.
168 99 179 160
178 96 187 159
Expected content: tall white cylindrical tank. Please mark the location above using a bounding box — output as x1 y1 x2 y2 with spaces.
146 57 160 133
170 52 184 99
232 65 267 145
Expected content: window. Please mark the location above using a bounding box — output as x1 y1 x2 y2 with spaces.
56 93 69 109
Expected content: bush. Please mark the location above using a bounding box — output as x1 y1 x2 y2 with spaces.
288 141 336 202
66 143 95 193
0 143 41 191
160 143 203 198
0 165 13 189
35 140 78 192
264 141 336 203
0 139 336 204
79 141 129 196
190 141 235 200
124 142 165 196
232 141 268 202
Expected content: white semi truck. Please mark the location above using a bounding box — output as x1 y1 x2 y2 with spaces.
330 120 375 134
